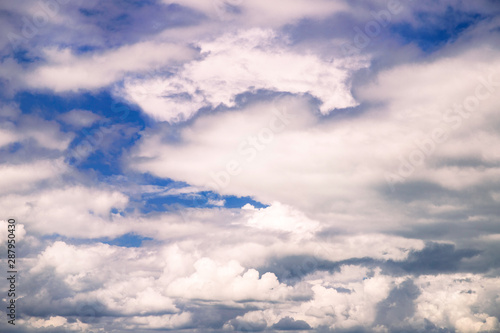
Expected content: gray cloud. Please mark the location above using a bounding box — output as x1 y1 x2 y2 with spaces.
272 316 312 330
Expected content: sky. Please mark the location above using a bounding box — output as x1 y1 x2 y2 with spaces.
1 0 500 332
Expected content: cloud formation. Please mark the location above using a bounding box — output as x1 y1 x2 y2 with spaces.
1 0 500 332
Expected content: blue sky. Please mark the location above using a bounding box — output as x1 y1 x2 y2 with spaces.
1 0 500 332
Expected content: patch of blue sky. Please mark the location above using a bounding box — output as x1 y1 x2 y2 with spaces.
6 142 23 154
16 91 64 118
67 124 143 176
74 44 101 54
41 233 152 248
137 172 178 188
10 49 41 64
137 190 267 214
16 90 146 126
390 8 484 52
139 193 207 214
15 90 146 179
223 195 268 209
101 233 152 248
75 150 123 177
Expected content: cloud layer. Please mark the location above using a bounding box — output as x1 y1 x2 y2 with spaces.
1 0 500 332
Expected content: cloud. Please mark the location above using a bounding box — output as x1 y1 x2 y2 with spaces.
0 159 67 195
118 312 192 330
120 28 367 122
0 219 26 249
226 314 268 332
164 0 347 27
20 316 90 332
394 242 482 275
1 1 500 332
272 316 312 330
244 202 320 238
0 104 74 152
57 109 101 128
24 41 197 92
375 279 421 329
0 186 129 237
126 44 500 236
413 274 500 333
166 257 294 302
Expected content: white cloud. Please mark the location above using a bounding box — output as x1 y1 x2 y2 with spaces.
218 267 400 331
0 106 74 151
22 316 90 331
24 41 197 92
0 186 129 238
0 219 26 248
127 45 500 233
22 116 74 151
166 257 294 301
58 109 101 128
244 202 320 238
207 198 225 206
0 127 17 148
161 185 203 196
414 274 500 333
20 241 184 330
121 28 367 122
128 93 402 229
2 1 500 332
2 208 490 332
302 272 394 329
0 159 67 195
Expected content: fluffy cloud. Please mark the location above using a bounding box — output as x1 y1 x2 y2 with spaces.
0 219 26 248
414 274 500 333
0 159 67 195
127 45 500 233
0 104 74 152
2 0 500 332
166 257 294 301
24 41 197 92
120 28 367 122
19 316 90 332
0 186 128 237
243 202 320 238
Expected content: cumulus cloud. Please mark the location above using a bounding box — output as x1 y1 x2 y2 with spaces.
2 0 500 332
413 274 500 333
272 316 312 330
120 28 367 122
127 45 500 232
166 257 294 302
